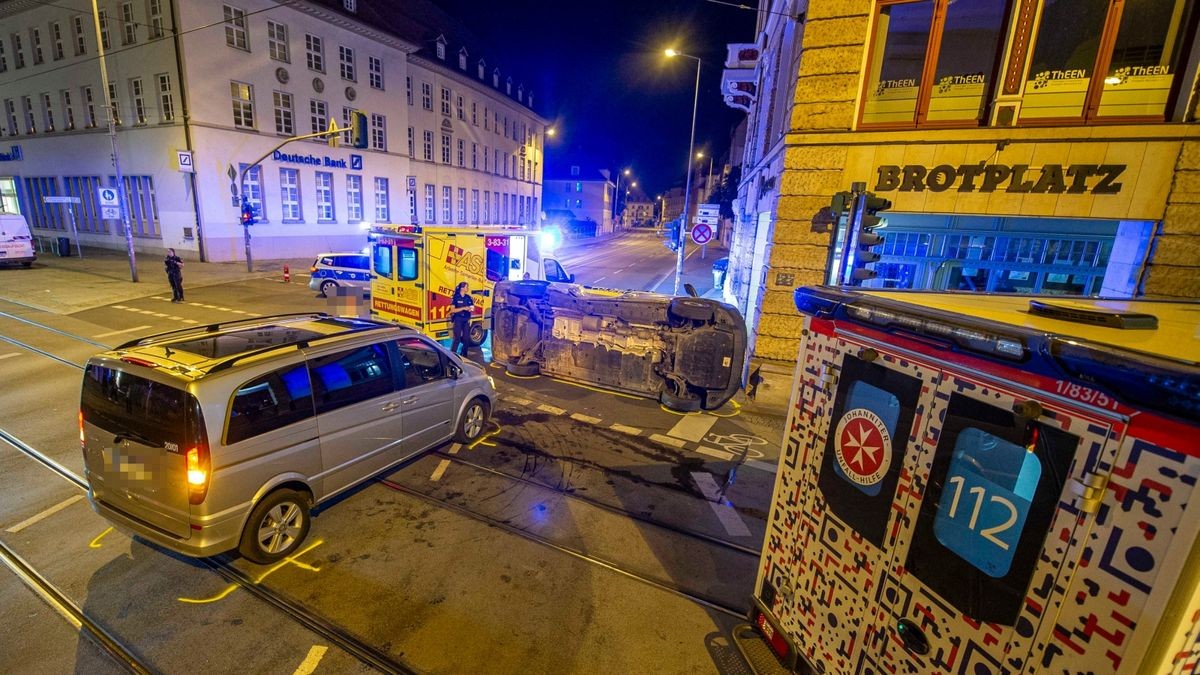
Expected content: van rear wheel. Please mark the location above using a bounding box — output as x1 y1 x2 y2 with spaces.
238 489 311 564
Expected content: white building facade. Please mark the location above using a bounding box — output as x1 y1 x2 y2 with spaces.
0 0 545 262
543 167 613 234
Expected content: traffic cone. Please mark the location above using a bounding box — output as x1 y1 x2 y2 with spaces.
283 264 291 283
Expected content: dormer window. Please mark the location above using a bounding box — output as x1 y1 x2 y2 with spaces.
570 166 580 177
528 91 534 108
342 0 355 11
517 84 524 103
435 35 446 60
505 76 512 95
458 48 467 71
492 68 499 88
477 59 486 79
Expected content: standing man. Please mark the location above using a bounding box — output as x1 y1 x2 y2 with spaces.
165 248 185 302
450 281 474 356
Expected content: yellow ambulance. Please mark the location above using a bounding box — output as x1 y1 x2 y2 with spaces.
368 224 572 345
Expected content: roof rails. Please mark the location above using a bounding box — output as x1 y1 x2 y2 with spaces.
116 313 334 350
207 321 396 374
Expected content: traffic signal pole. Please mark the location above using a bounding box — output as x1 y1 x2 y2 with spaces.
839 184 868 286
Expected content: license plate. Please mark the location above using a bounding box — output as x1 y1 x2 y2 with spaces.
757 612 775 640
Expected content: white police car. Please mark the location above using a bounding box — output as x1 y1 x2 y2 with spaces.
308 252 371 296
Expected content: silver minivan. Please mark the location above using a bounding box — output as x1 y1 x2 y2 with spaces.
80 313 495 563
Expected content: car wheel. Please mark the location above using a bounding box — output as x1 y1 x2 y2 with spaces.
660 387 702 413
319 279 337 297
238 489 311 564
454 397 490 444
509 280 550 299
468 323 488 346
505 361 540 377
669 297 715 322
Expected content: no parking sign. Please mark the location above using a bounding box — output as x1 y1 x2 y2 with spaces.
691 222 714 245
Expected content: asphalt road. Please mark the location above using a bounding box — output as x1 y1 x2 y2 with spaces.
0 231 777 674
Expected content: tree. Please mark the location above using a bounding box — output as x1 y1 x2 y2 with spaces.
707 166 742 220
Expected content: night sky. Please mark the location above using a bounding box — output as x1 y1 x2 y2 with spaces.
430 0 759 197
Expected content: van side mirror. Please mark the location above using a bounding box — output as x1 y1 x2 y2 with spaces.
568 273 575 283
448 362 463 379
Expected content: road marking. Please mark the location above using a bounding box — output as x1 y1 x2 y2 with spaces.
448 443 462 455
746 459 777 473
5 495 84 533
182 319 198 324
537 403 565 415
570 413 602 424
429 459 451 481
649 433 687 448
690 472 751 537
88 527 114 548
696 445 734 462
93 325 152 338
667 414 718 442
610 424 641 435
293 646 328 675
0 353 20 361
507 397 532 406
150 312 168 318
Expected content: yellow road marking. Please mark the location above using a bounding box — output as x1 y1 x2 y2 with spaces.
177 540 324 604
548 376 642 400
88 527 114 549
293 645 328 675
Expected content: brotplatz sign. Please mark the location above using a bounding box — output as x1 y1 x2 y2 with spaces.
874 163 1127 195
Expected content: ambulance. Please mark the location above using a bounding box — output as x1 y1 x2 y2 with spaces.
368 224 572 345
737 286 1200 674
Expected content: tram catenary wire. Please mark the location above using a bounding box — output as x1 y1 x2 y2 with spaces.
429 448 761 557
377 476 747 620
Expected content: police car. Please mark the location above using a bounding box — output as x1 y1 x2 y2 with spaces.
308 252 371 296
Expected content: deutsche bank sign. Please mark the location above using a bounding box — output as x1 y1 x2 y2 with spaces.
272 150 364 171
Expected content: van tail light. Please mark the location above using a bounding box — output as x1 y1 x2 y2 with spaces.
78 409 86 448
186 444 210 505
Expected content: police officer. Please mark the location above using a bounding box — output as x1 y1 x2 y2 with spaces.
165 248 185 302
450 281 474 356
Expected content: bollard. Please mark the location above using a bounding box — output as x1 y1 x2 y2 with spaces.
283 264 291 283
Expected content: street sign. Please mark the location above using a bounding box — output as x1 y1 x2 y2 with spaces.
691 222 714 245
697 203 720 217
407 176 417 189
97 187 119 207
177 150 194 173
44 196 81 204
693 215 720 226
101 206 120 220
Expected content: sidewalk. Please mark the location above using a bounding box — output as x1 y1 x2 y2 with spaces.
0 246 312 315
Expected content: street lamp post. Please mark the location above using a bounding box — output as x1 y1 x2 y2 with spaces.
612 168 630 231
665 48 701 296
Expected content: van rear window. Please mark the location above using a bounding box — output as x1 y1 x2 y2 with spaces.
81 365 202 447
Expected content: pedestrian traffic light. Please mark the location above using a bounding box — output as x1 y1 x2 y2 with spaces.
240 199 257 226
350 109 368 149
847 192 889 283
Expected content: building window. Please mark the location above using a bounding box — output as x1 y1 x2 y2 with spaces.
368 56 383 89
30 28 44 64
370 113 386 150
442 185 452 223
436 40 445 60
51 22 64 61
407 126 415 156
148 0 164 39
315 171 334 222
21 96 37 133
72 16 87 55
129 77 147 124
374 176 389 222
341 106 354 144
3 99 15 136
458 49 467 70
424 184 435 222
343 0 356 12
230 81 254 129
107 81 121 125
61 90 74 130
117 175 160 236
471 189 479 224
484 106 489 130
456 94 464 120
0 39 7 73
97 13 109 50
12 33 26 69
338 45 355 81
156 74 173 122
406 76 413 105
440 87 451 116
501 193 508 224
346 174 363 222
441 133 451 163
273 91 293 135
81 86 96 127
223 5 248 51
310 99 327 138
483 145 489 172
421 82 432 110
483 191 490 224
239 164 265 222
305 34 324 72
422 129 433 161
279 168 301 221
40 93 54 132
471 101 478 126
456 138 465 166
120 3 136 45
407 183 417 223
268 21 288 62
471 143 477 169
457 187 467 224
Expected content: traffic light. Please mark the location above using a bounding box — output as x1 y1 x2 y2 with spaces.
349 109 368 149
847 192 890 283
812 190 852 233
240 199 257 227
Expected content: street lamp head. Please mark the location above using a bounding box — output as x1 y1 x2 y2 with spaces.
547 127 557 137
623 168 631 176
631 181 637 188
696 151 705 159
664 48 678 57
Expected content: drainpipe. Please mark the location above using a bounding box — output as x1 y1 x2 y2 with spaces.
168 0 206 262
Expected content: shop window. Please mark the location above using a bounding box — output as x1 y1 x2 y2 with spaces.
1022 0 1194 121
861 0 1009 127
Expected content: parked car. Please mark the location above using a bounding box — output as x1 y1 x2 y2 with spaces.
80 313 495 563
309 252 371 296
491 280 747 411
